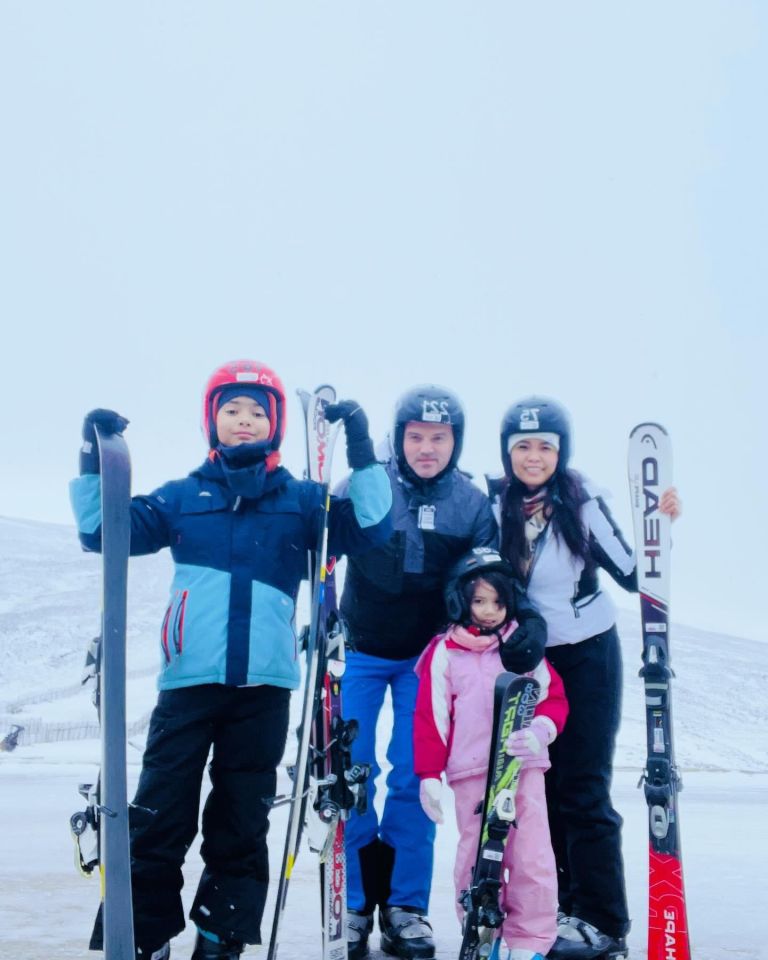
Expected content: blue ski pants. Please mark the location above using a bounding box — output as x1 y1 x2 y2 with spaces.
343 650 436 914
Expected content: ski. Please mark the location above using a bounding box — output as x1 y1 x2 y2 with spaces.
75 428 134 960
458 673 540 960
302 386 353 960
302 387 369 960
309 562 368 960
267 386 348 960
628 423 691 960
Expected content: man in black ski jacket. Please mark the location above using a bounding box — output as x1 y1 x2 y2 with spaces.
337 385 498 960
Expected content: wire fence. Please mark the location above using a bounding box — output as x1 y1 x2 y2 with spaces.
0 665 156 714
0 711 152 747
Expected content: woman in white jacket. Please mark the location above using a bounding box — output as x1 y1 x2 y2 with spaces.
493 398 680 960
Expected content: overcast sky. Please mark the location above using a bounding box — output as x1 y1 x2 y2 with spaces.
1 3 766 643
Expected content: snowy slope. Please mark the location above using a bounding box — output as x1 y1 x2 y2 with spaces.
1 517 767 959
2 516 765 771
0 515 171 697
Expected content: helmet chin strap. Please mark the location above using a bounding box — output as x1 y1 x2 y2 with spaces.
466 621 508 640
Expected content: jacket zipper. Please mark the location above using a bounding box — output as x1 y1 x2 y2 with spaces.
171 592 184 654
525 521 550 586
161 602 173 664
571 589 602 619
174 590 189 654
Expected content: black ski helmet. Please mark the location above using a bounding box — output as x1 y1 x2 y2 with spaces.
393 384 465 474
499 396 572 478
443 547 517 623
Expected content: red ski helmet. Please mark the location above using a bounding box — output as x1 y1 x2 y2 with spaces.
202 360 287 453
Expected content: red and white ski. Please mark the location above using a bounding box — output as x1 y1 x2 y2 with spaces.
628 423 691 960
268 386 367 960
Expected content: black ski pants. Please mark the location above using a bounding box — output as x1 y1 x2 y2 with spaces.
544 626 630 939
93 683 290 952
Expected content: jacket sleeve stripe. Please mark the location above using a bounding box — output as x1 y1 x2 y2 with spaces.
428 640 451 747
585 496 637 590
413 639 451 779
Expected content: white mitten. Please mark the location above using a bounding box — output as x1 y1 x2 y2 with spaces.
505 717 554 760
419 777 445 824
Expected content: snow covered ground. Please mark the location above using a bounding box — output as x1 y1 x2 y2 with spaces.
1 516 767 959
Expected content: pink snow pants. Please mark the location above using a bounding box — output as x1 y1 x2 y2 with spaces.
452 767 558 955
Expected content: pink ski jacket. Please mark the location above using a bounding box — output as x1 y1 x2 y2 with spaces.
413 624 568 784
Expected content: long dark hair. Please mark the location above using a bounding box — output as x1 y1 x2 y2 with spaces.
460 569 518 625
499 468 589 579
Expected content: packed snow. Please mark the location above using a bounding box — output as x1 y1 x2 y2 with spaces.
1 516 766 959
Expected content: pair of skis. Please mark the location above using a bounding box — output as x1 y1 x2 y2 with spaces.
267 386 367 960
628 423 691 960
458 674 540 960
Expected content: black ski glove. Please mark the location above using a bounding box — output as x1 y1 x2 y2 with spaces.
80 408 129 475
325 400 376 470
500 584 547 673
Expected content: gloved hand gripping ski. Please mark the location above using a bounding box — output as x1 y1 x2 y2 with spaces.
505 717 552 761
325 400 376 470
79 409 129 474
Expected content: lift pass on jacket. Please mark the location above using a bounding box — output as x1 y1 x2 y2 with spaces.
418 505 436 530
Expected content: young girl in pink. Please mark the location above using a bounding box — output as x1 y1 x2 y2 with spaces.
414 548 568 960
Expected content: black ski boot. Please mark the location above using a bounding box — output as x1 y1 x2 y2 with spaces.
547 917 627 960
190 932 244 959
380 907 435 960
348 910 374 960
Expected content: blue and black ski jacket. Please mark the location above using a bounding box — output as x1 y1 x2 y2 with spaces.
336 459 498 661
70 456 392 691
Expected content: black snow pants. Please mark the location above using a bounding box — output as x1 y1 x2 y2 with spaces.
544 626 630 939
91 683 290 953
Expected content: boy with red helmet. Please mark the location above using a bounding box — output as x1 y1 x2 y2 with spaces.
70 360 392 960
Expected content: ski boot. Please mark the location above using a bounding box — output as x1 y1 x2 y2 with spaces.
190 931 244 959
547 917 627 960
380 906 435 960
348 910 374 960
136 944 170 960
